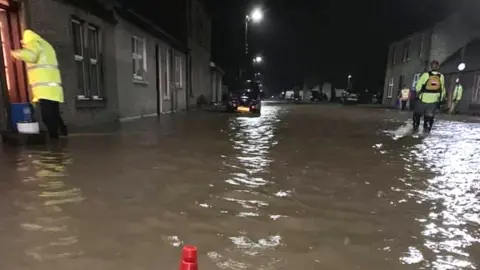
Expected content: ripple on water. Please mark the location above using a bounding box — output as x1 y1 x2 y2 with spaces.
403 120 480 269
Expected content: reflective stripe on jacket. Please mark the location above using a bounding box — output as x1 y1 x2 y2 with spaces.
400 88 410 101
11 30 64 103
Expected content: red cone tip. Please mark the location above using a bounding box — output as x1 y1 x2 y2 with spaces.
181 245 198 263
180 245 198 270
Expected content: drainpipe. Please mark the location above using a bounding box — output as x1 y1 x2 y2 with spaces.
424 29 433 71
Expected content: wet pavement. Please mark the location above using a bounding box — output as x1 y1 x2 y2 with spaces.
1 103 480 270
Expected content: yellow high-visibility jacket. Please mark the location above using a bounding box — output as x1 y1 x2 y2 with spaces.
11 29 64 103
415 71 446 104
453 84 463 101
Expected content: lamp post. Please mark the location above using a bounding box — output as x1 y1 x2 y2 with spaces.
347 75 352 90
241 8 264 82
245 8 263 56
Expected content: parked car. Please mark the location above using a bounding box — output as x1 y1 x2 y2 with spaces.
341 92 359 105
309 91 328 102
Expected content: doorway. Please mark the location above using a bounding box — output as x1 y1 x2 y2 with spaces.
155 44 161 115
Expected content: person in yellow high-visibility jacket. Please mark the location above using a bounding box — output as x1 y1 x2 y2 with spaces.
414 60 446 133
11 29 67 139
449 78 463 115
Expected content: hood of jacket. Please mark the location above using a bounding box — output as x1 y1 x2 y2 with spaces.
22 29 42 44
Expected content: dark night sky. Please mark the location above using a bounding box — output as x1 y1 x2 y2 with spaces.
205 0 467 94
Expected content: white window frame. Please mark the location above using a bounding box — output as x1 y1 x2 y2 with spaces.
132 36 147 81
387 77 394 98
72 18 87 99
87 24 102 100
175 55 184 88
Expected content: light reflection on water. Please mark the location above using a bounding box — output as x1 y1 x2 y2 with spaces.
208 106 284 269
402 120 480 269
13 149 85 261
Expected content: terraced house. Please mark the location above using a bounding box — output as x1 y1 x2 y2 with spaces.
382 9 480 113
0 0 216 126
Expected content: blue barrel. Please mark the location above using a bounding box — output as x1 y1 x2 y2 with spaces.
10 103 33 130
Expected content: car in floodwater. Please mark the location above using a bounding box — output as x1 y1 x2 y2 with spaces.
339 91 359 105
227 91 261 114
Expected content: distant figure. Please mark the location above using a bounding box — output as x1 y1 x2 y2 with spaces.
398 85 410 111
11 29 67 139
413 60 446 133
449 78 463 115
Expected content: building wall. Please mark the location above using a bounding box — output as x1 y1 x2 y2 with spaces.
382 30 430 107
188 0 211 106
25 0 119 126
429 13 480 65
114 18 157 119
114 17 188 119
383 12 480 108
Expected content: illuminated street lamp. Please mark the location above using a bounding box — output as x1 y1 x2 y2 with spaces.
347 74 352 90
458 62 466 71
253 56 263 63
245 7 264 56
250 8 264 23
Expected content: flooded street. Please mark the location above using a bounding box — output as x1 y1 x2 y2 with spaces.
1 103 480 270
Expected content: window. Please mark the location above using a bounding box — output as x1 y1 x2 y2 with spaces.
175 56 184 88
72 19 85 98
132 36 146 81
387 77 394 98
87 25 101 98
391 46 396 65
473 73 480 104
71 18 102 99
412 73 421 90
402 41 411 62
419 34 424 59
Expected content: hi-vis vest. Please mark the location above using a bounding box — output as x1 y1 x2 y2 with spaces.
422 72 442 93
11 30 64 103
400 88 410 101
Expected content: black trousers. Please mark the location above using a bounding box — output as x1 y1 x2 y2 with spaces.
413 101 437 132
39 99 67 138
401 100 408 111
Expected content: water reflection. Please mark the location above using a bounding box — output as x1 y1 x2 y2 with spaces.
406 120 480 269
209 106 283 269
13 148 85 262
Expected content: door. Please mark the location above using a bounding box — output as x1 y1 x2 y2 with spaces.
471 72 480 105
155 44 161 115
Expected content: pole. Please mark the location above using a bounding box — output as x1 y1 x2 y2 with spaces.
245 17 249 56
243 17 249 81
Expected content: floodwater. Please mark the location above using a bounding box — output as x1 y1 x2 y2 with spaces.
1 103 480 270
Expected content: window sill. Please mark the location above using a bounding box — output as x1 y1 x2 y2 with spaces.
163 96 171 100
75 98 107 108
133 79 149 85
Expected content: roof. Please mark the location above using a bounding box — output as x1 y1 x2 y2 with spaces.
57 0 117 23
114 3 188 53
440 38 480 74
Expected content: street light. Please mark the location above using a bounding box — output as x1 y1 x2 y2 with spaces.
254 56 263 63
347 75 352 90
458 62 466 71
250 8 264 23
245 7 264 56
